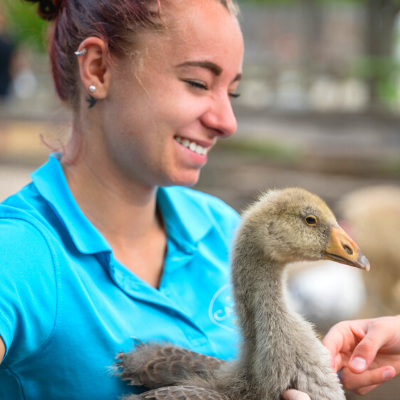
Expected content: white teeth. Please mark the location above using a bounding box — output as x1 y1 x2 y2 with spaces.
189 142 197 152
195 144 203 155
175 136 207 155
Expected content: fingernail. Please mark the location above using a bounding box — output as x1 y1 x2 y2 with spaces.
383 370 395 381
350 357 366 371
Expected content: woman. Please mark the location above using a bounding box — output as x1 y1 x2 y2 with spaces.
7 0 393 399
0 0 311 398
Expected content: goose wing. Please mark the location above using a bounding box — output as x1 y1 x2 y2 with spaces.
117 343 225 389
128 386 230 400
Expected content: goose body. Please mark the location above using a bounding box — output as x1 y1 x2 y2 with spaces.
117 188 370 400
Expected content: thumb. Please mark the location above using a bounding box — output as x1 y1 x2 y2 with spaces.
349 325 387 373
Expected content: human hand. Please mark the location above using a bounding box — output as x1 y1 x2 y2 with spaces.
282 389 311 400
323 315 400 395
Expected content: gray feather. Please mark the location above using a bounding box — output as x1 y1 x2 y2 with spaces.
122 386 231 400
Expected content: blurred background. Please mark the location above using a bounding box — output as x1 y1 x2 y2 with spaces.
1 0 400 398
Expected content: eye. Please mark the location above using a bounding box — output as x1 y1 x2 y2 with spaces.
185 80 208 91
305 215 318 226
229 92 241 99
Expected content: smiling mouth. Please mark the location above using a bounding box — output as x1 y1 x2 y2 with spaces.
174 136 208 155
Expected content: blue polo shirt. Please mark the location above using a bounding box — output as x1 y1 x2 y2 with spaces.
0 154 240 399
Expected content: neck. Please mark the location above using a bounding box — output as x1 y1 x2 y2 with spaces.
231 237 293 397
61 129 161 248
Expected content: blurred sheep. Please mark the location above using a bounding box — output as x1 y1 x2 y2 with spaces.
339 185 400 318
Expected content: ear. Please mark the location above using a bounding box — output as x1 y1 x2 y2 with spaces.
75 37 111 100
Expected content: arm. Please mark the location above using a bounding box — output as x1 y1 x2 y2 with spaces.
0 218 57 368
323 315 400 395
0 335 5 364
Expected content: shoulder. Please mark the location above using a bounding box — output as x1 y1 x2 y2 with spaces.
0 204 54 253
0 204 57 285
0 204 57 290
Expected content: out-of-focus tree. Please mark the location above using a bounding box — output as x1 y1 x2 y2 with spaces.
243 0 400 111
5 0 47 52
7 0 400 111
363 0 400 110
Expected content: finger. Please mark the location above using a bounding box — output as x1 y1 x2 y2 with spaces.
340 366 395 390
352 384 379 396
349 325 392 373
333 353 344 373
322 331 343 369
282 389 311 400
322 327 346 370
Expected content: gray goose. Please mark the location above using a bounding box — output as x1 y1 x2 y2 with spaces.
116 188 370 400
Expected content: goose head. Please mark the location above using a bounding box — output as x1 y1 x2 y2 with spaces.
240 188 370 271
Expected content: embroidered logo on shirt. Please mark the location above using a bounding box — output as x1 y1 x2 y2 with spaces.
208 284 236 332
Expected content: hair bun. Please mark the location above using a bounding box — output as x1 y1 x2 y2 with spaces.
25 0 63 21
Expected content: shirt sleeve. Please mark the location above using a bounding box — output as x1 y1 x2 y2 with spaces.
0 218 57 367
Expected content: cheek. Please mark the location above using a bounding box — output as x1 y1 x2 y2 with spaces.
108 73 207 150
146 95 206 135
140 71 209 124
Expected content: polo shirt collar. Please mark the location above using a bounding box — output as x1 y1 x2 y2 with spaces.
31 154 213 255
157 187 213 246
31 154 111 254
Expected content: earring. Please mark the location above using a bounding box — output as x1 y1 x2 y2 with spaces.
89 85 96 93
74 48 87 56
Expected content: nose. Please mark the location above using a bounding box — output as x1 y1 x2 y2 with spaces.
201 94 237 137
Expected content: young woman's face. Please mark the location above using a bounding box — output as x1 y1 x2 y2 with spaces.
102 0 244 188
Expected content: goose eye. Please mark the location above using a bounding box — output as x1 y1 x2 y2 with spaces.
305 216 318 225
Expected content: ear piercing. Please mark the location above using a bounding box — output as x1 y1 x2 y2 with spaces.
74 48 87 56
74 50 96 94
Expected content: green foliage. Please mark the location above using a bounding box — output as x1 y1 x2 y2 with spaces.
380 157 400 176
219 138 303 164
351 56 400 106
5 1 48 52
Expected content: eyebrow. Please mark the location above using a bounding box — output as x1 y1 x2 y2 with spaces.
176 61 242 83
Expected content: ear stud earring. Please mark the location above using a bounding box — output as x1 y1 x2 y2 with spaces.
89 86 96 93
74 48 87 56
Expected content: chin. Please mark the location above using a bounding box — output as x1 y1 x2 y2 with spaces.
166 169 201 187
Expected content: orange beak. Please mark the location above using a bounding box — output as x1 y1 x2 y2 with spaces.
323 226 370 271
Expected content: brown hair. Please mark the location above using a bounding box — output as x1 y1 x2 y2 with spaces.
25 0 239 109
